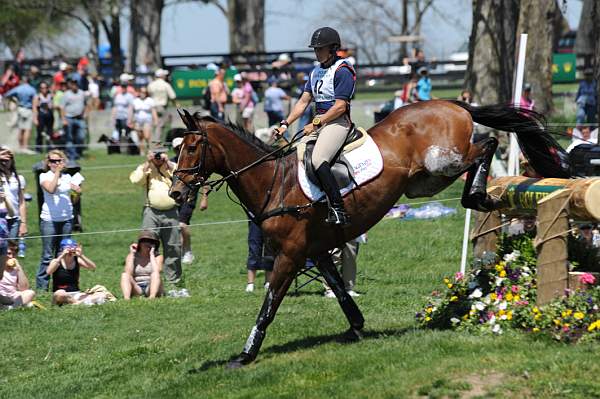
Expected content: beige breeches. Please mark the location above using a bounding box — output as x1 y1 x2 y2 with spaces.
301 116 351 169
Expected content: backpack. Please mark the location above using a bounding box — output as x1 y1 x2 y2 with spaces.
202 86 212 110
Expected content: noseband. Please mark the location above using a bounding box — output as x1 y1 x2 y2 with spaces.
173 129 210 192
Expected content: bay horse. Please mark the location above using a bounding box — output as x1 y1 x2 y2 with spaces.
170 100 571 368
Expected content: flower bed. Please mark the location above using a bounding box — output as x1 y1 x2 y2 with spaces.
417 233 600 342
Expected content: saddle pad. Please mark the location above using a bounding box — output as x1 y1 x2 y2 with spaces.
298 134 384 201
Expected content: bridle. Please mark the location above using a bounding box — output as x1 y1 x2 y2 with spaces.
172 129 211 193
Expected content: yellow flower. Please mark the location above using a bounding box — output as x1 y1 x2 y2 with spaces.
469 309 476 316
533 327 540 332
426 307 433 314
447 283 453 289
564 323 570 328
425 316 431 322
450 296 458 302
553 319 562 326
533 307 540 313
534 314 541 321
574 312 585 320
561 310 573 318
490 293 497 301
498 309 506 316
499 270 507 278
505 292 514 302
444 278 450 284
462 314 469 320
588 321 600 332
495 264 504 272
513 295 521 302
506 310 513 320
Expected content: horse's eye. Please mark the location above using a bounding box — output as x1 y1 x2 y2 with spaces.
187 146 196 153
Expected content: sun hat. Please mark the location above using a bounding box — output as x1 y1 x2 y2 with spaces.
172 137 184 149
59 238 78 250
137 230 160 250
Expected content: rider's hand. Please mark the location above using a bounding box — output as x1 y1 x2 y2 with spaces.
272 124 287 139
303 123 316 135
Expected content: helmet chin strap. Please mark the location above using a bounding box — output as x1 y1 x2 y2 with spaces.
320 51 337 68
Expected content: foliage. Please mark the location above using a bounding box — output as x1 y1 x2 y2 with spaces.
418 232 600 344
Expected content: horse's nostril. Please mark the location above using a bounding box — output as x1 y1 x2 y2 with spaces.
171 190 181 200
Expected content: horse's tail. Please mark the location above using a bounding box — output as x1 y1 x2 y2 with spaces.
451 100 572 178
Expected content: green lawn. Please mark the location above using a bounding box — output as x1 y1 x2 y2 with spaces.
3 150 600 398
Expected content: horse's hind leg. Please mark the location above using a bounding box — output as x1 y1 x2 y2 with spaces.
316 253 364 337
228 253 297 369
461 137 499 211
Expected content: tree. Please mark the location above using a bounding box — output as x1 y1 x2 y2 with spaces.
128 0 164 72
465 0 520 105
516 0 560 115
200 0 265 54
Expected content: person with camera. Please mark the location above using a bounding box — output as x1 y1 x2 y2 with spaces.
129 144 183 289
46 238 99 305
120 230 164 299
36 150 84 291
0 240 36 308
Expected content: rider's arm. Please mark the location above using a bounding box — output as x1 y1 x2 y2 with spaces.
282 91 312 125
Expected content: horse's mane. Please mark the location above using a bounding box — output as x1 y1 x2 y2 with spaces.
193 112 273 154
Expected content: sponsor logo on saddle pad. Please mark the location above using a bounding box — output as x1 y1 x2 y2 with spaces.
298 135 384 201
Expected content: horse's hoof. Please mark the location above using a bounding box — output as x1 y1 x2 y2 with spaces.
226 353 253 369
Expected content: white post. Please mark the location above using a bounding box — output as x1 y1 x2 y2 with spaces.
508 33 528 176
460 208 471 274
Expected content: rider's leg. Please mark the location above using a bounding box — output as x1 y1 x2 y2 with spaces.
316 253 364 333
461 137 499 211
229 252 298 368
312 116 350 225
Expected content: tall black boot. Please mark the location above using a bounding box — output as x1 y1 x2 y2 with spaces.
315 162 350 226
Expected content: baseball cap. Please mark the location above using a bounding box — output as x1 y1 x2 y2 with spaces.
154 68 168 78
234 73 243 82
172 137 184 148
60 238 78 250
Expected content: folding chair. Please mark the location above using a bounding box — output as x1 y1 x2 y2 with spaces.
294 258 324 293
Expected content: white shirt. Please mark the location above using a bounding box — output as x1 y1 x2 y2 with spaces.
566 128 599 153
88 81 99 99
39 171 84 222
133 97 155 121
1 174 25 219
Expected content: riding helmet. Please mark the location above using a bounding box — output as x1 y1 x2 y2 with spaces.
308 27 341 49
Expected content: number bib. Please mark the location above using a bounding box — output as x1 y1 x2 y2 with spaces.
310 58 355 104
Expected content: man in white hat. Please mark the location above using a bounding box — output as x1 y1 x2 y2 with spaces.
148 68 178 142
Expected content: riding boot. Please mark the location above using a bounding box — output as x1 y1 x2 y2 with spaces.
315 161 350 226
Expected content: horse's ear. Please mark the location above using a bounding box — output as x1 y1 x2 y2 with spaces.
177 108 196 131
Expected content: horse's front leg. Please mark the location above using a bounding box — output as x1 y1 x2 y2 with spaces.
228 252 298 369
316 253 364 337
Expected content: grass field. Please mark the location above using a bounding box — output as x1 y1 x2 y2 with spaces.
3 150 600 399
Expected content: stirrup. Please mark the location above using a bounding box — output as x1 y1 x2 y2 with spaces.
326 206 350 226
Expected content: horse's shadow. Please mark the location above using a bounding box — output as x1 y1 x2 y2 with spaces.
188 326 412 373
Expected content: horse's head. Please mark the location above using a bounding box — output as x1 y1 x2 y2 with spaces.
169 109 220 204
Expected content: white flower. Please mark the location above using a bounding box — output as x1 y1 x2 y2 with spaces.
450 317 460 325
483 296 491 304
469 288 483 299
503 250 521 263
492 324 502 334
489 315 497 325
495 277 505 286
498 301 507 310
475 301 486 311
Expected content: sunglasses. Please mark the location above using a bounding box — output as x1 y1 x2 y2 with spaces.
48 159 63 164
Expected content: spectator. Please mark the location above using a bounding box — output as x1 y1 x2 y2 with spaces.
4 76 37 154
131 86 158 154
415 67 432 101
0 240 35 308
245 221 273 292
402 74 419 104
29 66 42 90
208 67 229 121
129 144 183 288
52 80 67 147
0 146 27 240
576 68 598 125
111 80 135 143
86 73 100 111
240 74 256 131
170 137 208 265
323 238 361 298
52 62 68 92
0 65 20 95
520 83 535 110
566 125 599 153
32 81 54 153
457 89 474 104
264 77 290 127
393 89 404 110
111 73 137 97
36 150 84 290
148 68 178 142
410 49 428 75
121 230 164 299
46 238 101 305
231 74 245 125
60 77 87 160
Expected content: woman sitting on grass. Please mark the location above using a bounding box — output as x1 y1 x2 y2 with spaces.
120 230 163 299
0 240 36 308
47 238 100 305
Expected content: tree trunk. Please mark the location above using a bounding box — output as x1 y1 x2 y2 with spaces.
130 0 163 71
593 1 600 124
227 0 264 54
516 0 558 114
104 2 123 80
128 0 140 73
465 0 520 105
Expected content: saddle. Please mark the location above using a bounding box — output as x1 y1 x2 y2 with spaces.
297 124 368 188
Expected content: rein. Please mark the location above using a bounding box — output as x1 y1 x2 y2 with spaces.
175 129 316 223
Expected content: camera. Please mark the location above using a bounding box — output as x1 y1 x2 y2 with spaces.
154 152 164 161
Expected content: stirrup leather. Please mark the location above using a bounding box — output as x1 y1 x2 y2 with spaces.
326 205 350 226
